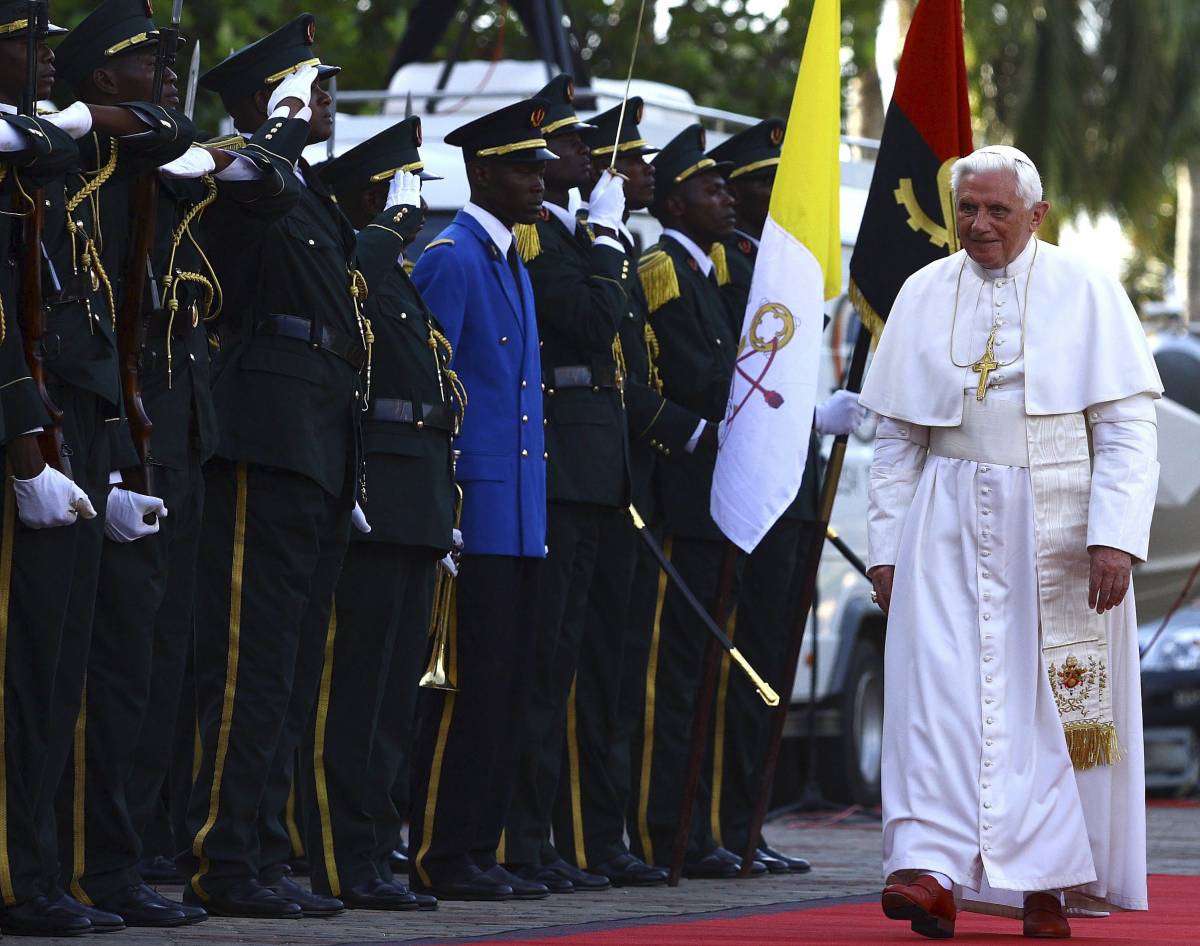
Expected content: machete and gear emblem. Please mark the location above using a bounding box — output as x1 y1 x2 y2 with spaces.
893 156 960 253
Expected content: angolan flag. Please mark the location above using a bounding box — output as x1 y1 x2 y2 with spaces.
849 0 974 339
710 0 840 553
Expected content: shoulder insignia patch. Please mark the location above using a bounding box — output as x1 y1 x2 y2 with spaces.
424 238 456 250
638 248 681 314
514 222 542 263
203 134 247 151
710 242 730 286
738 238 752 254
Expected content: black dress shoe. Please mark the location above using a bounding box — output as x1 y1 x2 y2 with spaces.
682 846 767 880
137 855 185 885
409 887 439 911
50 893 125 932
590 853 668 888
183 879 302 919
0 895 92 936
543 858 611 892
410 865 512 901
268 876 344 917
340 878 419 911
389 846 411 874
93 883 205 928
759 845 811 874
754 849 789 874
483 865 549 899
506 862 573 894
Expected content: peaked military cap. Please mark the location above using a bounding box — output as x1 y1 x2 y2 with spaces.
199 13 340 104
651 124 731 201
0 1 67 39
582 95 657 158
445 97 557 163
321 116 441 194
707 118 785 180
54 0 179 93
532 73 594 138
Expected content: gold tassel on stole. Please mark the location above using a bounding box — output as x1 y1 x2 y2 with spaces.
1063 721 1121 770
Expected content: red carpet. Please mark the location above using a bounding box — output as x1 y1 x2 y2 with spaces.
398 874 1199 945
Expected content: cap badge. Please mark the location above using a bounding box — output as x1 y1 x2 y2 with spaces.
770 125 784 146
144 1 154 14
687 257 699 272
566 79 575 102
698 127 707 149
414 117 423 147
635 101 644 123
531 105 546 128
306 19 316 45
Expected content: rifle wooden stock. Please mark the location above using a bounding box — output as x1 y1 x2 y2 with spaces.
17 183 70 478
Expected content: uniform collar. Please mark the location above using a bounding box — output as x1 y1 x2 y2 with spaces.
0 103 14 115
463 200 514 256
662 228 713 277
542 199 576 234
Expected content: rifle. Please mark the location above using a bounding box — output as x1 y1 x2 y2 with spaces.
15 0 70 476
117 0 183 496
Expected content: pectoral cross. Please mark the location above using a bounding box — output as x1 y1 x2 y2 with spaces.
971 327 1000 401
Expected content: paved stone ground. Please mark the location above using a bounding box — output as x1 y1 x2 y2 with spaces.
29 801 1199 945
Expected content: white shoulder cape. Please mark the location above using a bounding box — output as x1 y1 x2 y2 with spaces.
859 240 1163 425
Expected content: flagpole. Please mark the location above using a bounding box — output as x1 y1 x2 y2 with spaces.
736 324 871 877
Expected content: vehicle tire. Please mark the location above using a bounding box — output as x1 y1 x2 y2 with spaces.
819 638 884 807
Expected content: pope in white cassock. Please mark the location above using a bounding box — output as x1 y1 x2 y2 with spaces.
859 145 1162 940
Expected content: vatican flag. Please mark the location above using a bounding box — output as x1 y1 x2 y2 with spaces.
710 0 841 553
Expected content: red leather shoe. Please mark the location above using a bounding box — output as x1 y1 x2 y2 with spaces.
1023 893 1071 938
881 874 956 939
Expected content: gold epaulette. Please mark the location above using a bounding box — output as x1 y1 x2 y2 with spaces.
202 134 247 151
514 222 542 263
638 248 680 314
710 241 730 287
424 238 455 251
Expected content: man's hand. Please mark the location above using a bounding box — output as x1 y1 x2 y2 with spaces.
105 488 168 543
267 64 319 118
814 390 867 436
868 564 895 615
1088 545 1133 614
587 168 627 237
12 466 97 530
351 502 372 534
385 170 425 243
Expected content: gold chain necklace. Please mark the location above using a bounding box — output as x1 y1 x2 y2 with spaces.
949 237 1038 401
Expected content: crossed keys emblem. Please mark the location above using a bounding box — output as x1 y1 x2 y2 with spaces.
726 301 796 428
893 157 960 252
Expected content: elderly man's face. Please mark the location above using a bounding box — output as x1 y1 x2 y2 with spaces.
955 169 1049 270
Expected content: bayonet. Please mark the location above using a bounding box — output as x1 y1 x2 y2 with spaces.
183 38 199 121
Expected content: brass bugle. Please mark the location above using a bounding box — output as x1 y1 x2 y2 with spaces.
420 484 463 691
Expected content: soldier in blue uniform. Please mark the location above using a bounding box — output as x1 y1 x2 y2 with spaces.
299 117 455 913
408 97 551 903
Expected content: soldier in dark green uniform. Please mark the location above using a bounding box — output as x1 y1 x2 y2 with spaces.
704 121 863 873
298 116 456 913
501 73 629 895
626 125 767 880
549 98 687 888
177 15 414 920
0 5 197 934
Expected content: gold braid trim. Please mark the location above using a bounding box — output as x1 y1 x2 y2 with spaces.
643 322 663 393
710 242 730 287
514 223 541 263
638 249 680 314
428 327 467 432
612 334 626 406
163 176 222 386
66 139 120 327
350 269 374 408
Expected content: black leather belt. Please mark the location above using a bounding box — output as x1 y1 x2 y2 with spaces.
255 314 365 370
370 398 456 432
550 364 617 389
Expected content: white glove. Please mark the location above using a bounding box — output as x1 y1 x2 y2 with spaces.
267 64 320 116
387 169 421 208
351 502 372 534
451 528 463 551
159 145 217 179
438 552 458 578
104 488 168 542
12 466 97 529
814 389 867 436
41 101 93 140
587 168 627 233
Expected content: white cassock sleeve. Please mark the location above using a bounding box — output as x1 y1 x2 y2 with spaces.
1086 393 1160 561
867 416 930 569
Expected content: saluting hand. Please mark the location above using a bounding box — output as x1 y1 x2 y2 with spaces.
385 170 425 244
267 64 320 119
1088 545 1133 614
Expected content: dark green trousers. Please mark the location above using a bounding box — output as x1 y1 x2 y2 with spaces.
626 533 741 868
0 387 109 906
178 460 350 898
504 501 609 867
710 516 813 856
300 541 436 896
59 456 204 903
552 511 648 868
